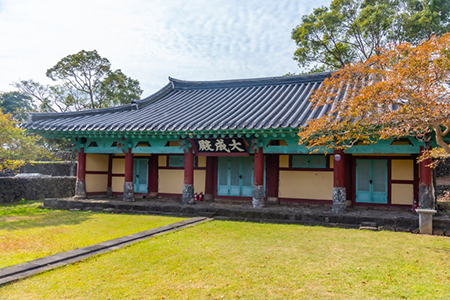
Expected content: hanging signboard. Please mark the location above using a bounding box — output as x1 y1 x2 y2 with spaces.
190 137 249 156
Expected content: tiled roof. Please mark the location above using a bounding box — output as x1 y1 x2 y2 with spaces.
24 72 333 133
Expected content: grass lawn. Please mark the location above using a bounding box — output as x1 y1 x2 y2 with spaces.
1 219 449 299
0 201 185 268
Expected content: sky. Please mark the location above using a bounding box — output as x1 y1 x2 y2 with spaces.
0 0 332 98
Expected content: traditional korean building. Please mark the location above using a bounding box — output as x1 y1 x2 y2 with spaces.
23 72 435 213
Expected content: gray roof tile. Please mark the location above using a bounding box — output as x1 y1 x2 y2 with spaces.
24 72 333 133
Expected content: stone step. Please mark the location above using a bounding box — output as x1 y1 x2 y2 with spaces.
361 222 377 227
359 226 378 231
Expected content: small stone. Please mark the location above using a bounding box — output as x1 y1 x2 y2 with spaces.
103 208 114 213
69 208 81 211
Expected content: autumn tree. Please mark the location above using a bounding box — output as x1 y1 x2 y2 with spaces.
292 0 450 73
15 50 143 112
298 33 450 160
0 110 47 172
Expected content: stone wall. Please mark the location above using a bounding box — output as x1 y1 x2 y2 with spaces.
435 158 450 178
0 177 76 203
19 162 76 176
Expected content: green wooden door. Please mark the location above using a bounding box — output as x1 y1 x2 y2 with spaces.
356 159 387 204
133 159 148 193
217 157 254 197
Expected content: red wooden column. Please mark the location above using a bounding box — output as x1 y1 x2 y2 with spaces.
123 147 134 202
265 154 279 205
74 147 86 198
204 156 216 201
182 147 194 204
253 147 265 208
419 146 434 209
332 149 346 213
148 155 159 197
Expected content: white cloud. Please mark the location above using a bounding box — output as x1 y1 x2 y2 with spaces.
0 0 331 96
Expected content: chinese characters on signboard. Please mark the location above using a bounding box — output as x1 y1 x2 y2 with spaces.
191 138 248 156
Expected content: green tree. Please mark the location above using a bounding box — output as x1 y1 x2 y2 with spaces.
0 92 35 122
96 69 142 107
292 0 450 72
15 50 143 112
0 110 47 172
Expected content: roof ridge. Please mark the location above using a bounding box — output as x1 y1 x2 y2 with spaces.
169 72 334 90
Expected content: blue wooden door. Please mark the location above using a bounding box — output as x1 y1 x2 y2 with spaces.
133 159 148 193
356 159 387 204
217 157 254 197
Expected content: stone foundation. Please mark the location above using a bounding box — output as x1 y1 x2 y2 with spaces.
123 182 134 202
74 181 86 198
419 185 434 209
252 185 264 208
332 187 346 214
106 187 113 197
182 184 194 204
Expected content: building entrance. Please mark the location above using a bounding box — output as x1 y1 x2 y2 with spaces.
217 157 253 197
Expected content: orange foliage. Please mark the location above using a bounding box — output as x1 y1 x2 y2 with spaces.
298 33 450 159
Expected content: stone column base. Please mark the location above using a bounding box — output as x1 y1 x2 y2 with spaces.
123 182 134 202
182 184 194 205
252 185 264 208
416 209 436 234
266 197 279 205
332 187 346 214
419 185 435 209
106 187 113 197
74 181 86 199
204 194 214 202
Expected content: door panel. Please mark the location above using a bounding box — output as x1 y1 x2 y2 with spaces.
133 159 148 193
217 158 229 195
217 157 255 197
241 157 254 197
356 159 387 204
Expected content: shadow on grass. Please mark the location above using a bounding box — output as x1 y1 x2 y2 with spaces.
0 210 95 231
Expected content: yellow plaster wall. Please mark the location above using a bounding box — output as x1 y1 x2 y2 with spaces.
85 174 108 192
159 155 167 167
86 154 109 172
159 169 183 193
112 177 125 193
112 158 125 174
279 155 289 168
392 159 414 181
391 184 414 205
279 171 333 200
329 155 334 169
198 156 206 168
194 170 206 192
158 169 206 194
